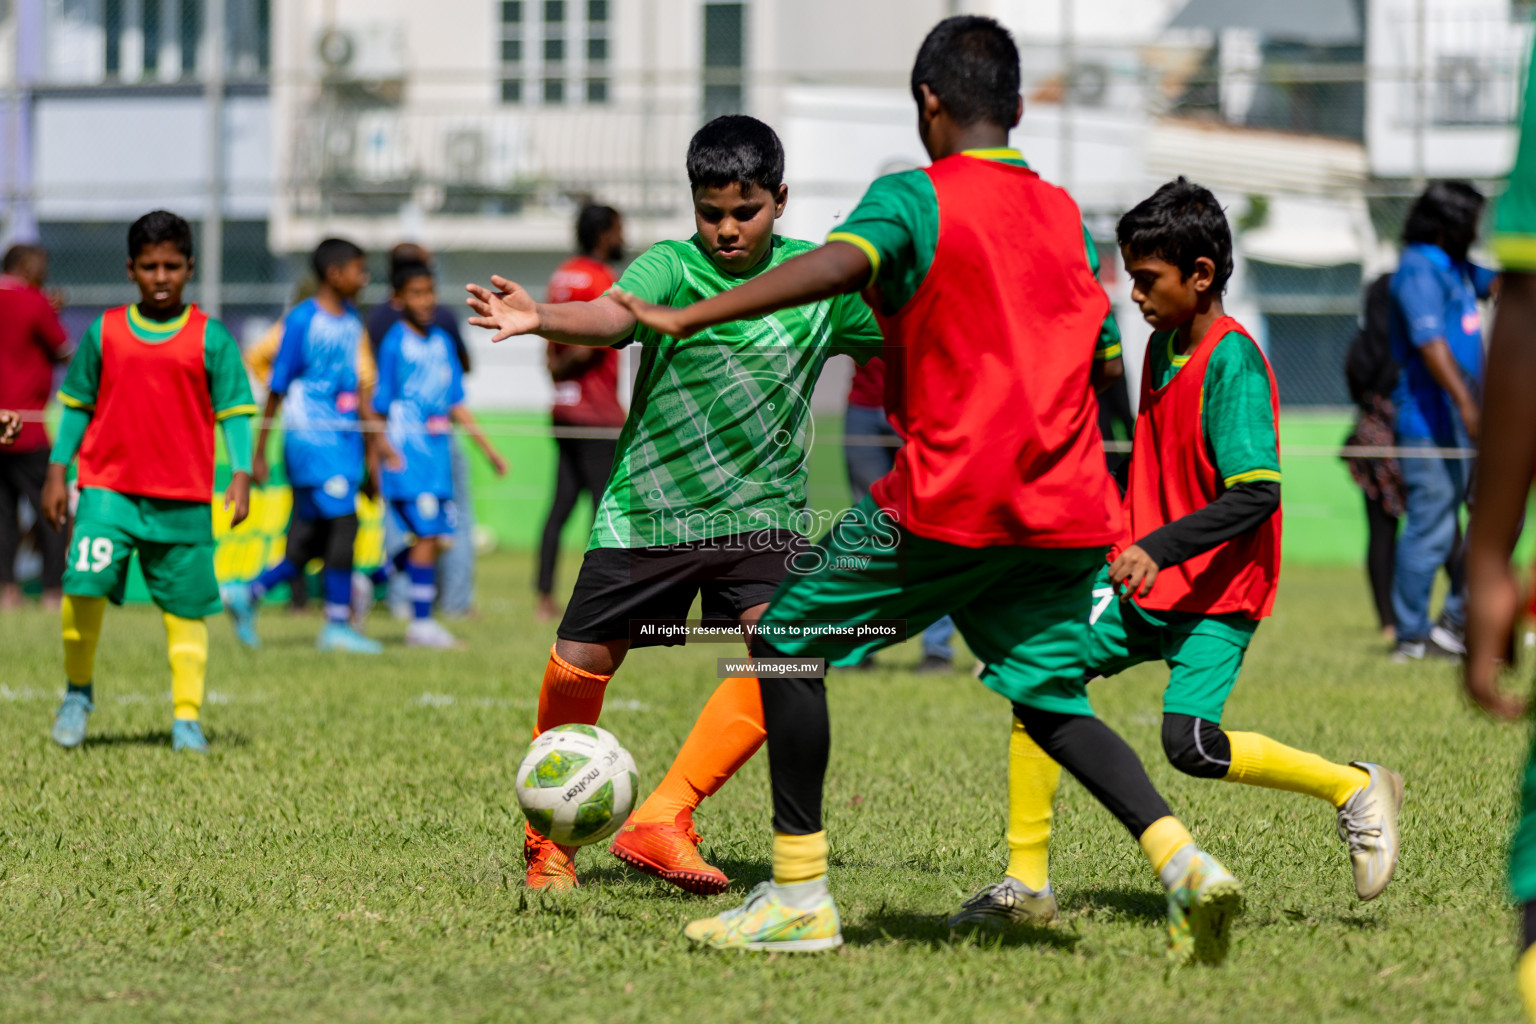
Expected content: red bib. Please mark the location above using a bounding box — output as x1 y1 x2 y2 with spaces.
78 306 217 503
867 154 1121 548
1123 316 1282 618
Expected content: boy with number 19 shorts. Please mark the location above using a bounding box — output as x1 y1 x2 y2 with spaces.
618 16 1243 963
40 210 256 754
466 115 883 894
950 179 1403 937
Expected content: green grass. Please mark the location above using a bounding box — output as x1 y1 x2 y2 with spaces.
0 553 1526 1023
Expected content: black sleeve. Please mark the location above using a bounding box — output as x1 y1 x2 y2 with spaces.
1134 481 1280 569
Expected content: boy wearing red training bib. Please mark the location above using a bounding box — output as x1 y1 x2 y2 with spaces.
973 181 1405 932
40 211 255 754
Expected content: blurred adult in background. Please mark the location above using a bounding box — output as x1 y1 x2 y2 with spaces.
843 356 956 672
368 244 480 618
1387 181 1493 662
0 244 70 610
1344 273 1405 639
536 204 626 621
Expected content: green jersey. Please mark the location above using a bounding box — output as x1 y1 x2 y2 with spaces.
827 147 1122 358
1497 35 1536 270
590 235 884 549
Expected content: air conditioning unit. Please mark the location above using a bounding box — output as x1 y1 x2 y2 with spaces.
1069 62 1111 108
1436 55 1488 125
315 22 406 83
444 129 488 185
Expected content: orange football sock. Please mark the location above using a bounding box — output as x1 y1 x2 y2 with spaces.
631 676 765 824
533 645 613 737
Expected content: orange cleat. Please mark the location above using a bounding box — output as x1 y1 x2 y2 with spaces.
524 823 579 891
608 809 731 895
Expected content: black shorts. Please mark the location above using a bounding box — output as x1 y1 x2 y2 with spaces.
557 530 811 648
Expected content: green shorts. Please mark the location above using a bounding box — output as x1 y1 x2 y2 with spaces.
1086 566 1252 724
63 489 221 620
1511 735 1536 904
758 496 1106 715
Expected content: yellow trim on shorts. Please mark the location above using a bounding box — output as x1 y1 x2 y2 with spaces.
1097 343 1123 360
215 404 258 421
826 232 881 288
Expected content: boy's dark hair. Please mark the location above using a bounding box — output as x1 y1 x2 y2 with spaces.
910 16 1021 129
576 204 622 255
1116 177 1235 294
391 260 434 293
1402 180 1484 256
128 210 194 260
312 237 365 280
686 116 785 194
2 243 43 274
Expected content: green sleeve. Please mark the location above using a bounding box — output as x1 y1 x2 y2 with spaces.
1202 332 1282 487
827 169 936 316
49 405 91 466
204 319 258 418
1496 33 1536 269
1084 227 1123 359
58 318 104 410
829 293 885 365
220 414 253 474
613 242 685 307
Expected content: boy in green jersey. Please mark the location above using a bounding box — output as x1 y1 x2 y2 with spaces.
1465 33 1536 1023
467 116 883 893
40 210 256 754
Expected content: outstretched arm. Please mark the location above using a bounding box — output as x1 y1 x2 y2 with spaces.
1464 271 1536 720
450 406 509 476
610 242 872 339
466 275 636 347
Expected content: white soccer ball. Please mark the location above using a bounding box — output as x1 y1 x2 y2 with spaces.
516 723 640 847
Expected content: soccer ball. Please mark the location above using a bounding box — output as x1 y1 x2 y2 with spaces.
516 724 640 846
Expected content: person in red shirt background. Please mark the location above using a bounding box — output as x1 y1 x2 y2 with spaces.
0 244 70 611
537 204 627 620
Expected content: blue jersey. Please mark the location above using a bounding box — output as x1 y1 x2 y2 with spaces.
374 319 465 501
1388 242 1495 442
268 298 374 490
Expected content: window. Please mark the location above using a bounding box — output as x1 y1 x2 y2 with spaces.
703 4 746 120
179 0 201 76
499 0 607 106
104 0 123 78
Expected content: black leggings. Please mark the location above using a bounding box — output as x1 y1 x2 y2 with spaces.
753 637 1175 842
1364 493 1397 632
538 437 617 595
287 513 359 573
0 449 66 588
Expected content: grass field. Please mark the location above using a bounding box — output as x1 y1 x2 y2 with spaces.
0 552 1529 1023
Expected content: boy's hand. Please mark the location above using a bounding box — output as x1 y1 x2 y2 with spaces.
1464 561 1530 720
486 449 509 477
380 438 403 472
1109 544 1159 600
252 449 270 486
466 275 541 341
609 289 698 340
0 410 20 446
41 464 69 530
225 471 252 528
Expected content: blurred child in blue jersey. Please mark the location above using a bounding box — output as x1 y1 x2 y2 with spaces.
225 238 389 653
372 262 506 647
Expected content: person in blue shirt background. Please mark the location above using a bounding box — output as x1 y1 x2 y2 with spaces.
1387 180 1494 662
227 238 390 654
372 262 507 648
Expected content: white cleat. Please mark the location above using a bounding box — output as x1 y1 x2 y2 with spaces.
1336 761 1404 901
948 876 1058 932
406 618 462 649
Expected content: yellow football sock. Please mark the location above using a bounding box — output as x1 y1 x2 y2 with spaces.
164 613 208 722
772 830 829 885
1521 943 1536 1022
61 595 106 686
1006 718 1060 890
1225 731 1369 808
1138 816 1195 875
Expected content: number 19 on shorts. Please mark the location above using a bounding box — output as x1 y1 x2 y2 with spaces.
75 536 114 573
